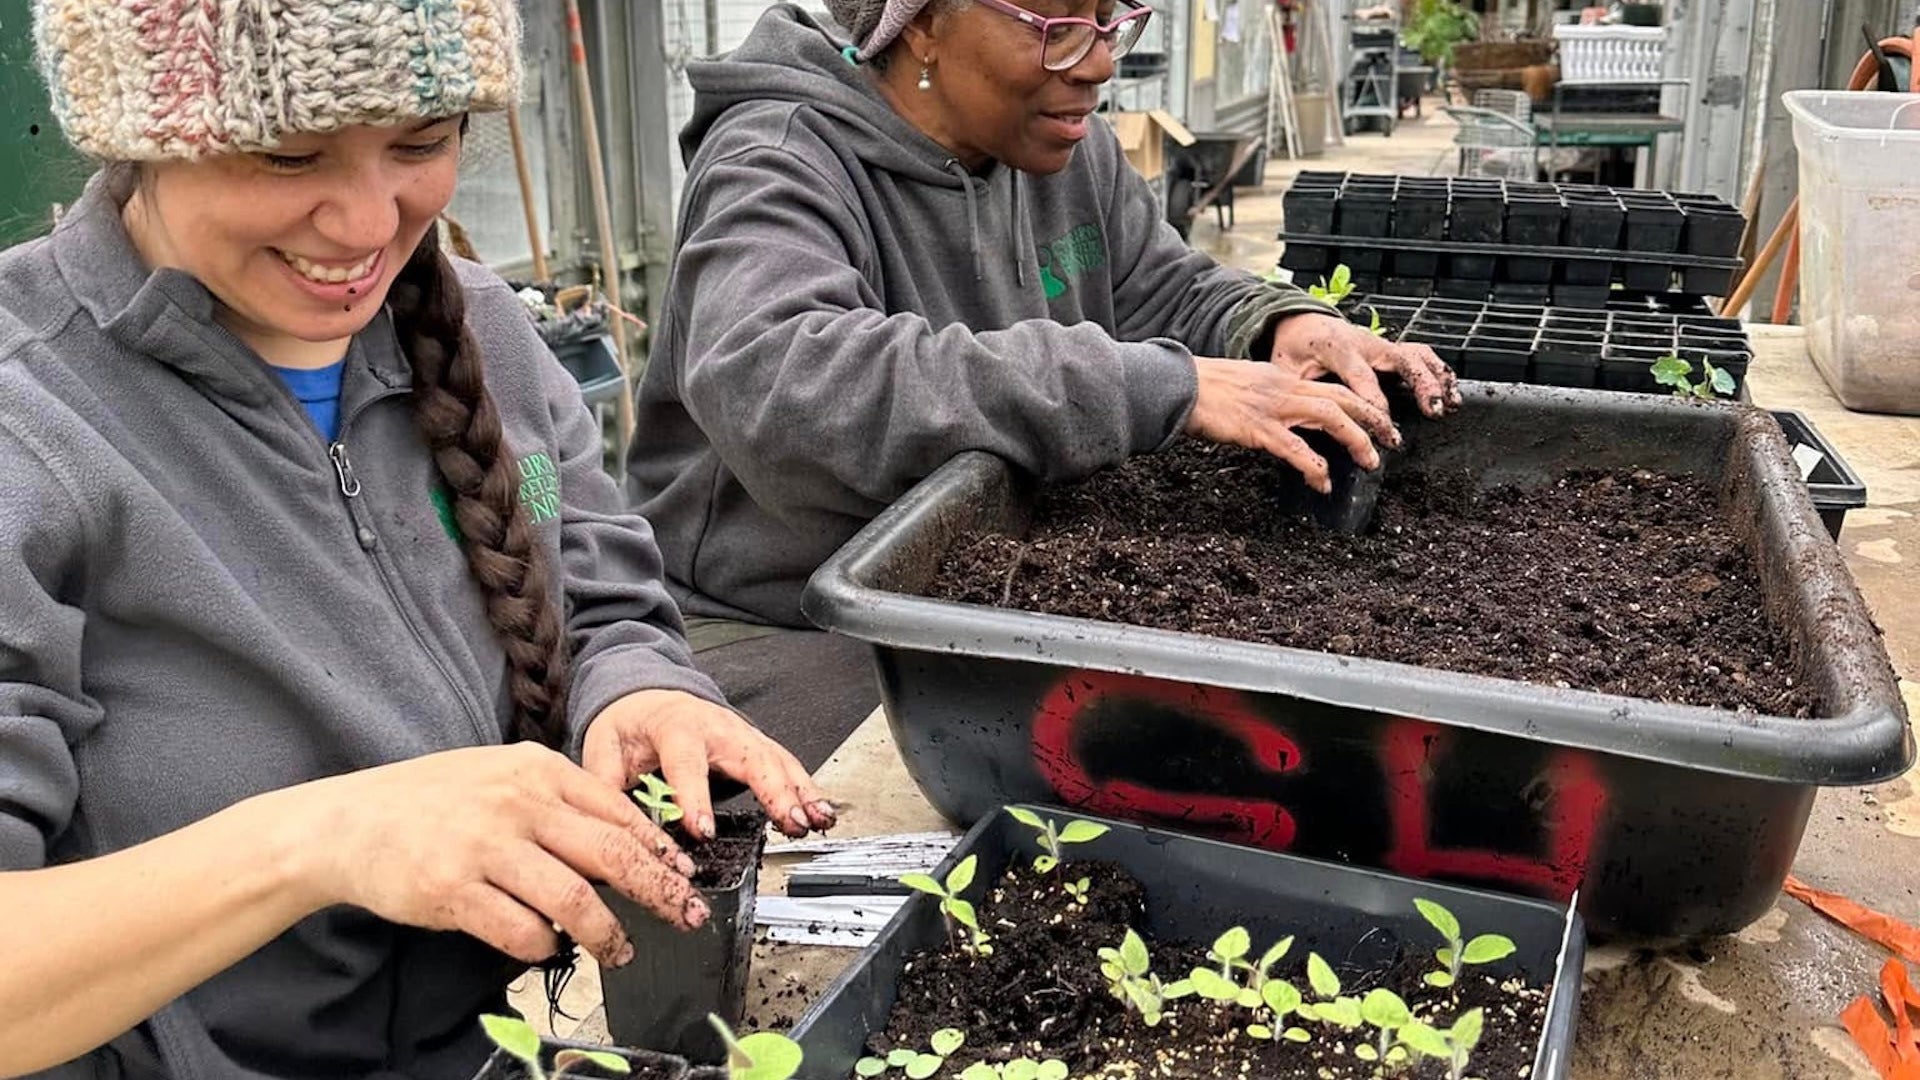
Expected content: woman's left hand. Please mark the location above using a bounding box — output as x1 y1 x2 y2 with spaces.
582 690 837 841
1268 312 1462 419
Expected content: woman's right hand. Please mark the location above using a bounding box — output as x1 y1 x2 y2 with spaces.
1185 356 1403 493
289 743 701 970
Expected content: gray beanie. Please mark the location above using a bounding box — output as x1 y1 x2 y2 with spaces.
825 0 941 59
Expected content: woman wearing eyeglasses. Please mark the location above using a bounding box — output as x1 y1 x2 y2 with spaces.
627 0 1462 754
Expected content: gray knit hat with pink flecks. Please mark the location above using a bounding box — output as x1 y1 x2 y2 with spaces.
823 0 942 59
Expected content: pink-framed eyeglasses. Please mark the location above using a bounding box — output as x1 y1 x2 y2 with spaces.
968 0 1155 73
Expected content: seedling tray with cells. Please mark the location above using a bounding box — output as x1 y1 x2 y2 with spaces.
789 808 1585 1080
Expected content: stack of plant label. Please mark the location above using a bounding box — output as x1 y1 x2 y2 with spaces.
1280 172 1745 308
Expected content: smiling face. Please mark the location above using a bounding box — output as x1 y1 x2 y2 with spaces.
121 118 464 367
893 0 1122 175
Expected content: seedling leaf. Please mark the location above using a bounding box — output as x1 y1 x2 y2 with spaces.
1424 971 1455 988
1651 355 1692 388
1414 899 1461 943
1057 820 1109 844
1037 1061 1069 1080
1033 854 1058 874
961 1064 998 1080
945 898 978 930
1283 1028 1312 1043
1247 1024 1274 1040
1708 361 1737 396
899 874 944 896
1262 980 1302 1016
1399 1022 1452 1059
1190 968 1240 1001
1355 1045 1379 1062
1436 947 1455 969
1006 807 1046 828
906 1054 942 1079
888 1050 918 1068
1319 998 1363 1029
856 1058 889 1077
1257 937 1295 972
1212 927 1251 962
1360 989 1412 1029
1236 988 1261 1009
1462 935 1517 965
1163 977 1195 999
930 1029 965 1057
481 1015 542 1065
1004 1060 1039 1080
1119 929 1151 976
946 855 978 894
1307 953 1340 998
1451 1009 1485 1051
554 1050 631 1075
736 1032 804 1080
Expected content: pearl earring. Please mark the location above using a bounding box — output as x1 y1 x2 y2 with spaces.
918 65 932 91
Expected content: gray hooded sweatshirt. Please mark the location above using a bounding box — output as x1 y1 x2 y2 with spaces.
0 175 725 1079
627 4 1335 630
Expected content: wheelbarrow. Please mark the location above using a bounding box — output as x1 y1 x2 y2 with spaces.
1163 131 1266 240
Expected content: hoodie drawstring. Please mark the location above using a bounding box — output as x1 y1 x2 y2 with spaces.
1012 171 1028 289
944 159 986 282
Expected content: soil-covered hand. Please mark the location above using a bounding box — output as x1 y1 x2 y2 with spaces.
582 689 836 843
1267 311 1461 417
1186 356 1402 494
302 743 703 969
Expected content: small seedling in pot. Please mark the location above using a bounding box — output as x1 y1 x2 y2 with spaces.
480 1015 630 1079
1354 989 1414 1069
1414 899 1516 989
1651 355 1736 400
1098 927 1194 1027
1063 876 1092 906
1295 953 1363 1030
1309 264 1356 306
1244 979 1312 1045
856 1028 965 1079
1366 306 1387 338
1399 1008 1485 1080
629 774 682 828
1187 927 1295 1009
959 1058 1070 1080
709 1015 804 1080
1005 807 1109 874
901 855 993 956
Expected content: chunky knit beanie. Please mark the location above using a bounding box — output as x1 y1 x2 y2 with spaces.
35 0 522 161
825 0 942 60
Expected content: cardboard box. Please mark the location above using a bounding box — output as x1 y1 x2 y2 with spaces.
1112 109 1195 181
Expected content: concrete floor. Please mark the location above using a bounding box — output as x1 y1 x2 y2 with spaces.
517 104 1920 1079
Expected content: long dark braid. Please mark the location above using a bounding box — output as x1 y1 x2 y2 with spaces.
386 228 572 749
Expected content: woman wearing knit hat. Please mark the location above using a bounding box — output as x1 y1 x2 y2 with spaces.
0 3 834 1076
628 0 1462 749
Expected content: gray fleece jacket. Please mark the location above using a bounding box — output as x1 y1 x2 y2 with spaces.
0 175 724 1079
626 3 1334 630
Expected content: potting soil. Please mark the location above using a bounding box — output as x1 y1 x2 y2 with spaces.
867 860 1548 1080
927 441 1814 717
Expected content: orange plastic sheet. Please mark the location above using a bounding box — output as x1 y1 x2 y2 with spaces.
1782 875 1920 1078
1783 875 1920 964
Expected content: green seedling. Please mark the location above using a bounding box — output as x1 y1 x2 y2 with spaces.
629 774 682 828
901 855 993 956
1367 305 1387 338
1186 927 1295 1009
1294 953 1363 1029
959 1058 1069 1080
1098 928 1193 1027
1414 899 1517 989
1063 876 1092 906
1309 264 1356 306
480 1015 630 1079
1399 1008 1485 1080
856 1028 965 1079
709 1015 804 1080
1353 989 1414 1069
1244 979 1312 1044
1651 355 1736 400
1005 808 1109 874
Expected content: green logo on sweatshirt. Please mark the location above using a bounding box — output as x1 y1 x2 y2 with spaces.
1037 223 1106 300
518 453 561 525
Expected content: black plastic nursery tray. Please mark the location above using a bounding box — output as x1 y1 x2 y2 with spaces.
801 385 1912 939
788 806 1586 1080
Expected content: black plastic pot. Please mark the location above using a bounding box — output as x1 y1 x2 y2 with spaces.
1552 284 1612 309
1534 338 1601 388
1770 409 1869 540
1390 191 1447 277
1436 276 1488 298
473 1038 686 1080
1492 282 1552 304
787 806 1587 1080
1599 345 1669 393
1381 276 1434 298
1465 338 1532 382
599 811 769 1064
1448 186 1506 244
1282 187 1336 236
1336 189 1393 239
1682 204 1745 258
801 387 1912 939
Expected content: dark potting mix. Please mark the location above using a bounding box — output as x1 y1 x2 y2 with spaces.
864 856 1548 1080
928 440 1814 717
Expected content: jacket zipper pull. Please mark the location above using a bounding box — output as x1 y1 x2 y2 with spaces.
329 442 363 498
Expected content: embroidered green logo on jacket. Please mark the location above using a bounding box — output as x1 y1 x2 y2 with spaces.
430 452 560 543
1037 223 1106 299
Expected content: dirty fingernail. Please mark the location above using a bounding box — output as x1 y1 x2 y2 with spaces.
698 813 716 840
611 940 635 967
676 852 696 876
789 805 812 830
686 898 710 927
811 799 837 821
